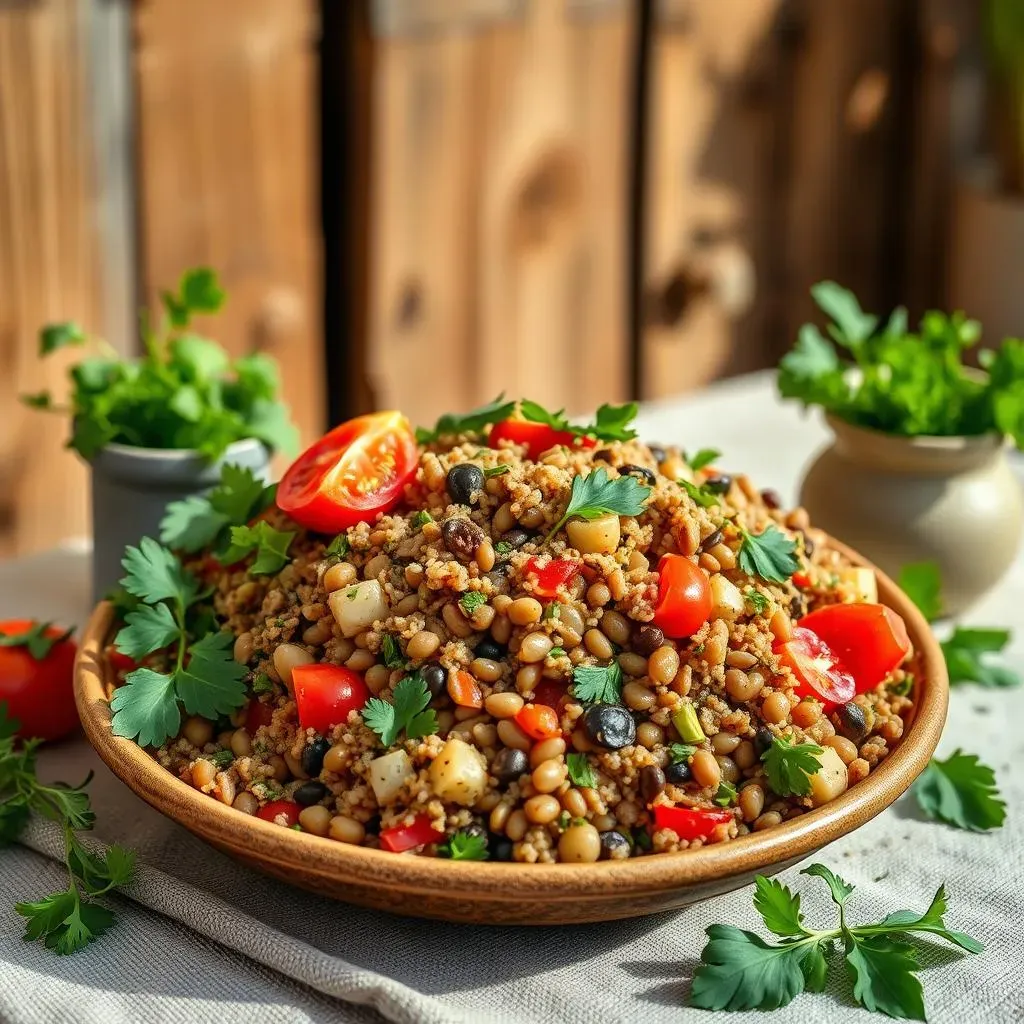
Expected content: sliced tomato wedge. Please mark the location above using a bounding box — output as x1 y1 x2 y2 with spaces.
524 557 581 598
651 805 733 841
774 626 856 708
799 603 911 694
488 420 596 461
292 663 369 734
652 554 713 639
256 800 301 827
379 814 439 852
277 411 418 533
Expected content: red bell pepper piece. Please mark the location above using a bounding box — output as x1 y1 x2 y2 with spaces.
652 804 733 842
379 814 440 853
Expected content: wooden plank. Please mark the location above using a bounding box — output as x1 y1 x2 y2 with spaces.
133 0 325 453
367 0 632 425
0 0 105 556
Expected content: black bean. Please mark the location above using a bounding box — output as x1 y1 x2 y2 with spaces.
294 781 328 807
491 747 530 783
475 637 504 660
599 830 631 860
499 528 530 550
639 765 666 803
647 443 667 464
301 737 331 778
619 464 656 486
488 833 514 861
364 814 382 835
583 704 636 750
422 663 447 698
704 474 733 495
664 760 692 784
442 517 484 561
700 528 724 553
754 726 775 755
833 701 872 743
633 625 666 657
446 463 485 506
761 488 783 510
593 449 615 463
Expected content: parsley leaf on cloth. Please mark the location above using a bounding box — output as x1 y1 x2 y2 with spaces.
566 752 597 788
438 832 489 861
571 661 624 706
941 627 1020 688
913 750 1006 832
416 395 517 444
547 467 651 541
897 560 943 622
761 735 824 797
691 864 981 1017
738 526 799 584
361 673 438 747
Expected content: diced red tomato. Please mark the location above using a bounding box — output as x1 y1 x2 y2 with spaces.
792 571 810 589
292 663 370 734
774 626 856 708
448 670 483 709
651 805 733 841
515 703 561 741
245 698 276 734
488 420 596 461
799 603 911 694
533 677 568 709
524 557 581 598
0 620 78 742
379 814 439 853
652 554 713 639
256 800 301 827
277 411 418 533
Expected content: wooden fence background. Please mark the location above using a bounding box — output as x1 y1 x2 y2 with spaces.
0 0 985 556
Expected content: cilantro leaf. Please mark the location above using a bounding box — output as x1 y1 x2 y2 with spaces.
898 560 943 621
519 399 573 431
845 933 925 1021
738 526 799 584
109 668 181 748
39 322 86 355
585 402 639 442
752 875 807 937
220 521 296 575
159 496 229 553
362 673 438 746
416 395 517 444
459 591 487 616
761 735 824 797
679 479 720 508
941 627 1020 688
411 511 433 529
685 448 721 472
0 621 74 660
381 634 405 668
667 743 696 763
438 832 489 861
878 884 983 954
800 863 854 907
174 632 248 719
208 463 270 522
571 661 623 705
548 467 650 541
120 538 200 606
913 750 1006 831
325 533 350 558
714 781 737 807
566 752 597 788
162 267 226 327
114 603 179 660
811 280 878 348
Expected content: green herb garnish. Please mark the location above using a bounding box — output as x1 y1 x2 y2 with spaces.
548 646 566 659
667 743 697 764
361 673 438 747
913 750 1005 831
691 864 981 1017
381 634 406 669
738 526 799 584
547 468 650 542
412 510 433 529
0 621 74 660
325 533 350 558
252 673 274 696
897 560 943 621
713 781 738 807
761 735 824 797
566 752 597 788
459 591 488 616
219 521 296 576
483 464 510 479
679 479 720 509
685 448 721 472
437 832 489 861
571 661 624 705
519 399 639 443
744 589 771 615
941 627 1020 688
416 395 517 444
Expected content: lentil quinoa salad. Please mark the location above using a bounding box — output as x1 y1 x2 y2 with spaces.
107 399 916 864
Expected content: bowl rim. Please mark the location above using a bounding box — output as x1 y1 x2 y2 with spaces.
74 539 947 902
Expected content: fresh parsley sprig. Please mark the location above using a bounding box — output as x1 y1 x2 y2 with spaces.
0 703 135 955
546 468 651 542
437 831 489 861
691 864 982 1018
566 752 597 788
521 399 640 443
109 539 247 747
913 750 1006 832
361 673 438 747
571 661 624 705
219 521 296 576
679 479 721 509
416 395 517 444
942 627 1020 688
738 526 799 584
761 735 824 797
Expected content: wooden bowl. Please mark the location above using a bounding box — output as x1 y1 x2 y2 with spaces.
74 542 947 925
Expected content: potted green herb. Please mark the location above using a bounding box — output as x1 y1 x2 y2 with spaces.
23 268 298 602
949 0 1024 342
778 281 1024 614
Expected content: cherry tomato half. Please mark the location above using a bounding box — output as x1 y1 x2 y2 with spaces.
524 557 581 598
652 805 733 842
379 814 439 853
652 554 713 639
799 603 911 694
488 420 596 461
774 626 856 708
292 663 370 734
0 620 78 742
277 411 418 534
515 703 561 741
256 800 301 827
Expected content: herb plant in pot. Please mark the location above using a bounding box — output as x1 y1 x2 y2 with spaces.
779 282 1024 616
23 268 298 602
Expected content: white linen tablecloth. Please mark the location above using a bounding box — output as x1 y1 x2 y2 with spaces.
2 371 1022 1024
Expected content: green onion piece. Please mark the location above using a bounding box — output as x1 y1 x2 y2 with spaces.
672 702 706 744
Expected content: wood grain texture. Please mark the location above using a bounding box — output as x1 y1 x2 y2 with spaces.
75 542 947 925
133 0 325 457
0 0 102 556
367 0 632 426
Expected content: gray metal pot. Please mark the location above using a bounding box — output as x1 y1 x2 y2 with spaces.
89 437 271 603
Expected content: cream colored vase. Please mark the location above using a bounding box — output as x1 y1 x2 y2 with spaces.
799 416 1024 616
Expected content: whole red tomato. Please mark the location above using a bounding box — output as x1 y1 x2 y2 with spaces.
652 554 713 639
0 619 79 741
